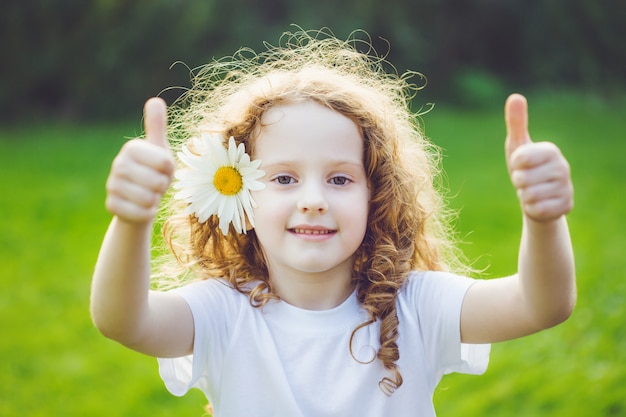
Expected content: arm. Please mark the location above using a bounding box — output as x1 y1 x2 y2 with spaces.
90 98 194 357
461 94 576 343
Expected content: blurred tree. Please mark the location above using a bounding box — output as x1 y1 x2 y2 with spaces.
0 0 624 122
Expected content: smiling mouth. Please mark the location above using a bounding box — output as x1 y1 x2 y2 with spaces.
291 228 335 235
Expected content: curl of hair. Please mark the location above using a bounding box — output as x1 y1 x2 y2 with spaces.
154 28 470 394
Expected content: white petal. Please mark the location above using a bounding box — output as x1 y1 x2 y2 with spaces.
240 191 256 228
227 137 238 165
235 199 246 234
242 178 262 190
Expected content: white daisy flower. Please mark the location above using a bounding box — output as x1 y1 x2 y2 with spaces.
174 133 265 235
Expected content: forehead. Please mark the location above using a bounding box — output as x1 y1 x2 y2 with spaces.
254 100 363 162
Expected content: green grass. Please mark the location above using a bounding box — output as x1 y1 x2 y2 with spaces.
1 92 624 416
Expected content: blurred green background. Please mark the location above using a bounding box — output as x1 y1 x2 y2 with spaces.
2 0 625 121
1 1 625 416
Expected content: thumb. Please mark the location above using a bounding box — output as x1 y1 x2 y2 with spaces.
144 97 170 150
505 93 532 164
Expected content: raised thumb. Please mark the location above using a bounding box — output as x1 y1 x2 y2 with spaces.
505 93 531 161
144 97 170 149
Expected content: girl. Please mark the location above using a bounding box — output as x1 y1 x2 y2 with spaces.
91 30 575 416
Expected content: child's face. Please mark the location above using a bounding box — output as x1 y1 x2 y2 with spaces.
251 100 369 282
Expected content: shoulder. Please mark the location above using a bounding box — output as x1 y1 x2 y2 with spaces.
398 271 478 315
397 271 491 378
402 270 477 296
170 278 249 316
173 277 238 297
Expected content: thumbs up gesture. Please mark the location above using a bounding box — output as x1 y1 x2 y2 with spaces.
105 98 175 224
505 94 573 222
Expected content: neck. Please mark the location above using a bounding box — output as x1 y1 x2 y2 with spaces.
268 266 355 310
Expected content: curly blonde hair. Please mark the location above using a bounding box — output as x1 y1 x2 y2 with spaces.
157 29 467 395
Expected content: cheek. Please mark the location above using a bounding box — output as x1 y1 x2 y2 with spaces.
251 188 271 209
252 188 278 205
251 190 284 227
339 192 369 232
359 205 370 236
355 205 370 251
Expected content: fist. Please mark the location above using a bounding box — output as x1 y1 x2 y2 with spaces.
505 94 573 222
105 98 175 223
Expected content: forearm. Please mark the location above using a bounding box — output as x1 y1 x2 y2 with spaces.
518 215 576 328
90 217 153 343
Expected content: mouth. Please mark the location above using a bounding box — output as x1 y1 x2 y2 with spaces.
288 224 337 237
291 228 335 235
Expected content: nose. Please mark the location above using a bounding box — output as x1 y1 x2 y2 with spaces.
296 181 328 214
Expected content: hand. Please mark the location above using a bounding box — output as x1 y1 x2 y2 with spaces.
505 94 573 222
105 98 175 223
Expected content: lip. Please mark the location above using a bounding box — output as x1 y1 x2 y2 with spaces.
288 225 337 240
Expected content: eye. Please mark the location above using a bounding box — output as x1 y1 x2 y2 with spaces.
273 175 296 185
329 176 352 186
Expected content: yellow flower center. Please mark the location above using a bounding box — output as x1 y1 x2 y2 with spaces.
213 166 243 196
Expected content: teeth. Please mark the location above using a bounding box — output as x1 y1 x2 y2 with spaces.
294 228 331 235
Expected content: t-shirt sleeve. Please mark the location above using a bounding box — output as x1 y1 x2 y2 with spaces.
157 279 238 398
405 271 490 382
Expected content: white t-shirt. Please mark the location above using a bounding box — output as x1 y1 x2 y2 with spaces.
158 271 490 417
